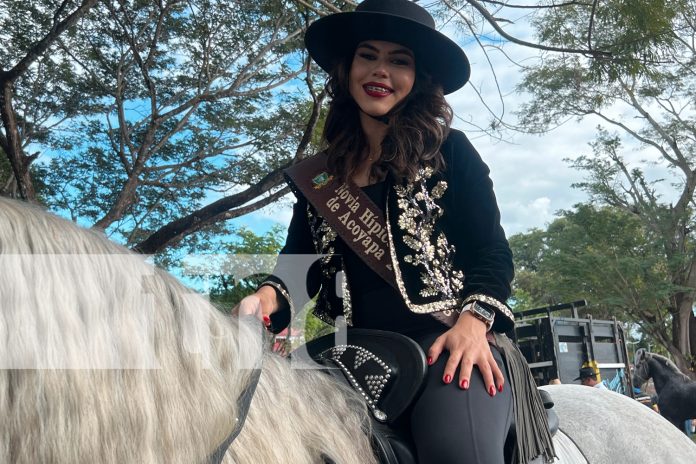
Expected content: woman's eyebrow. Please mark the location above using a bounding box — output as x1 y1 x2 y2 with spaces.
356 43 379 52
389 48 414 58
356 43 414 58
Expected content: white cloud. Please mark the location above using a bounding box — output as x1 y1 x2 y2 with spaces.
476 124 592 234
252 194 294 229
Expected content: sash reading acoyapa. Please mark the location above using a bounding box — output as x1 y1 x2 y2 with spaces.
284 154 457 328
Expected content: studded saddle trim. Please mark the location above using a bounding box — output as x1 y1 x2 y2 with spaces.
322 344 394 422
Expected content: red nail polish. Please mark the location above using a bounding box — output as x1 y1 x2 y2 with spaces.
427 356 433 365
489 385 495 397
460 379 469 390
444 374 452 384
498 384 503 393
262 315 271 326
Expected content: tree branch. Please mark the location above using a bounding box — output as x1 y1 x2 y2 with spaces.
617 76 689 171
1 0 99 82
444 0 612 57
133 168 290 253
587 0 598 51
589 110 682 169
142 139 255 174
479 0 592 9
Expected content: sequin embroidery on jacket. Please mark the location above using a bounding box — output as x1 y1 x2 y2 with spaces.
394 166 464 300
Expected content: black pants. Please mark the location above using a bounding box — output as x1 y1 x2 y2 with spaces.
407 331 514 464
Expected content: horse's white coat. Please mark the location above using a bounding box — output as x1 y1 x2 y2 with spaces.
551 430 589 463
4 197 695 464
0 198 376 464
542 384 696 463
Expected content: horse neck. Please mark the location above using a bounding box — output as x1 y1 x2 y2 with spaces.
648 357 677 393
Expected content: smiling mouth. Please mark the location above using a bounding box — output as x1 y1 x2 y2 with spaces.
363 84 393 97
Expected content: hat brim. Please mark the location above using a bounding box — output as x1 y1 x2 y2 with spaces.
304 11 470 95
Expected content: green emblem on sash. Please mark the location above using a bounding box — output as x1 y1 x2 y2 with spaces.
312 172 332 189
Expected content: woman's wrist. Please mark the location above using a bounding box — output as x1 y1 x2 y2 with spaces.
255 285 280 316
458 301 495 331
455 310 488 333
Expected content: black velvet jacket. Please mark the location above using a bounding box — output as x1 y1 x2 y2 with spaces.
263 129 515 333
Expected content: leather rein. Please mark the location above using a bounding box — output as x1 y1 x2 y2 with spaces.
206 318 264 464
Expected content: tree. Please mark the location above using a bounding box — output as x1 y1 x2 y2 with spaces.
2 0 327 255
509 205 692 372
516 0 696 370
185 225 333 346
0 0 99 200
42 0 326 252
201 225 287 309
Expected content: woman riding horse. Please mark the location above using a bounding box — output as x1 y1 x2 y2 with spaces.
237 1 553 462
3 194 696 462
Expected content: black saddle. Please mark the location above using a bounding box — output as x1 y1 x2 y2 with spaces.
303 329 558 464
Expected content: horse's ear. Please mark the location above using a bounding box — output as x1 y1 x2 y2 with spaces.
635 348 646 364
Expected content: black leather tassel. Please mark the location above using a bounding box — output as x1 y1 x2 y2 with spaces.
494 333 556 463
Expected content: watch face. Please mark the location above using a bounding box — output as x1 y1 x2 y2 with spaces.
473 303 494 321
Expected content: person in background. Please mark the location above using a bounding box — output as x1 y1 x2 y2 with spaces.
574 367 608 390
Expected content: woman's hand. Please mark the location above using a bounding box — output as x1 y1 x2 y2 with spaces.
233 285 278 329
427 311 504 396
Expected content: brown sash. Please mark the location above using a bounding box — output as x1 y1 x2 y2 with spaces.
285 154 397 288
285 154 458 328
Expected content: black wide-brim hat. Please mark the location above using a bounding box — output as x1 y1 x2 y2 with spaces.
304 0 470 95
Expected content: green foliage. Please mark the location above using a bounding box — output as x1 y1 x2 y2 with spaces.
194 225 286 310
518 0 696 364
531 0 684 80
191 224 334 342
0 1 103 195
520 0 696 128
510 204 681 341
303 309 334 342
2 0 318 251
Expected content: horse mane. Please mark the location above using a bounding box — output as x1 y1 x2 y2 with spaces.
0 198 375 464
647 352 692 382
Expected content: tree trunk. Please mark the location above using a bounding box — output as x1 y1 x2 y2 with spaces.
0 82 36 200
671 258 696 370
133 169 288 254
676 296 692 356
0 0 99 201
93 170 142 230
666 343 696 380
689 311 696 367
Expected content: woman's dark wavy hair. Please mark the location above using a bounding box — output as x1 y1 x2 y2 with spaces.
322 52 454 182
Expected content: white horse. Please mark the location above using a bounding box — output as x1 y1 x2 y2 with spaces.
542 384 696 463
1 197 695 463
0 197 375 464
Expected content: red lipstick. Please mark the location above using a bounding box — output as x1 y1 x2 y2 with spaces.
363 82 393 98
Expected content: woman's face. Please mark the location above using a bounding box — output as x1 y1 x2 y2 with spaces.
349 40 416 118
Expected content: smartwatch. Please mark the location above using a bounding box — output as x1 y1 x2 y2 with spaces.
460 302 495 331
